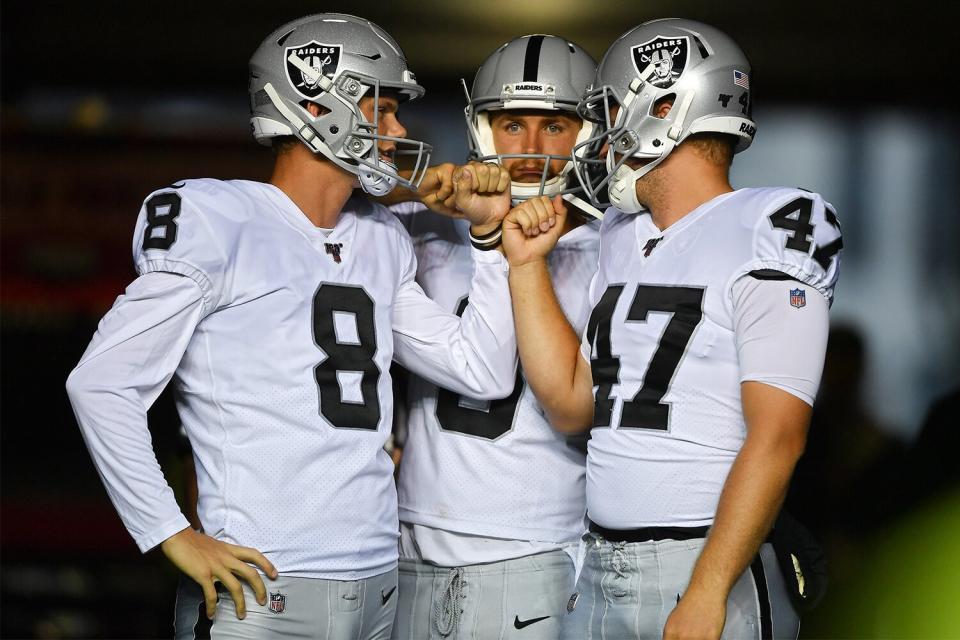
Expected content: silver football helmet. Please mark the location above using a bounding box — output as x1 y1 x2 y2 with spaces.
249 13 431 196
572 19 757 213
465 34 596 202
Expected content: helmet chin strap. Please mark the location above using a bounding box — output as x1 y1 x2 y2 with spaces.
510 175 566 203
358 159 399 196
607 89 696 214
606 151 670 213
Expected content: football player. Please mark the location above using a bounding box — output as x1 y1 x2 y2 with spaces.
383 35 599 639
66 13 520 640
502 19 842 640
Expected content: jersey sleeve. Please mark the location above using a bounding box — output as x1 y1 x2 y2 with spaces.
392 235 518 400
65 271 205 551
740 189 843 305
732 275 830 405
132 184 229 314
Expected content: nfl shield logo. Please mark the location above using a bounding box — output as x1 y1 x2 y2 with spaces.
269 591 286 614
790 288 806 308
632 36 689 89
285 41 342 99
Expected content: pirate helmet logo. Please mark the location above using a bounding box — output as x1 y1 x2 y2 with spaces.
285 41 342 99
631 36 689 89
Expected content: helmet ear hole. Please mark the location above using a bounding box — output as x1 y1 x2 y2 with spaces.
652 94 675 119
302 101 331 117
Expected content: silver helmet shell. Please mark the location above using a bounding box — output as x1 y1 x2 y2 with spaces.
572 18 756 212
249 13 432 195
465 34 597 202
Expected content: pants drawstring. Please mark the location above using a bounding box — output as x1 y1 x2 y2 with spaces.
434 567 465 637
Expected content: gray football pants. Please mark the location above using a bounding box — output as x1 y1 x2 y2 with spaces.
391 549 575 640
562 536 798 639
174 568 399 639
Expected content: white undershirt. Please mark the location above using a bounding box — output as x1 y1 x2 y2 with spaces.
399 522 577 567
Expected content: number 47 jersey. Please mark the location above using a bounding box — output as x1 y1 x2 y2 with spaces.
584 187 842 530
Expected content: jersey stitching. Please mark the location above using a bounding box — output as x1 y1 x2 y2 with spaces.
726 260 832 325
743 259 832 300
202 323 232 540
137 258 216 313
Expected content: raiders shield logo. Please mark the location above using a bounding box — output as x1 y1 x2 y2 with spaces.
285 41 342 99
632 36 689 89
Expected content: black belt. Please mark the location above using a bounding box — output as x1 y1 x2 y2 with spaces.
588 520 709 542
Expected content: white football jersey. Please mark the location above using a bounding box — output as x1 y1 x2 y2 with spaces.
584 188 842 529
67 180 516 580
394 203 599 544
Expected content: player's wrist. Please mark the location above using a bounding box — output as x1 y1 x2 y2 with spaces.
506 256 549 274
683 571 734 605
160 525 197 554
459 197 509 229
468 209 503 229
469 221 503 250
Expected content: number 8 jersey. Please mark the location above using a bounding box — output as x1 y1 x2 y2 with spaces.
583 187 841 529
69 179 516 580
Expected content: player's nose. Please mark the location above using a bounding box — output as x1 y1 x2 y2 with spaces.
384 114 407 140
523 129 543 154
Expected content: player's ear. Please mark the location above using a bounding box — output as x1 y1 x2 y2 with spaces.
305 102 331 117
653 95 675 119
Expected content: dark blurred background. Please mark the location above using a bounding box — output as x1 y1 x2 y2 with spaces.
2 1 958 638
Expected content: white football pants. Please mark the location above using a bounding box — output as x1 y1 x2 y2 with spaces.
391 549 575 640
